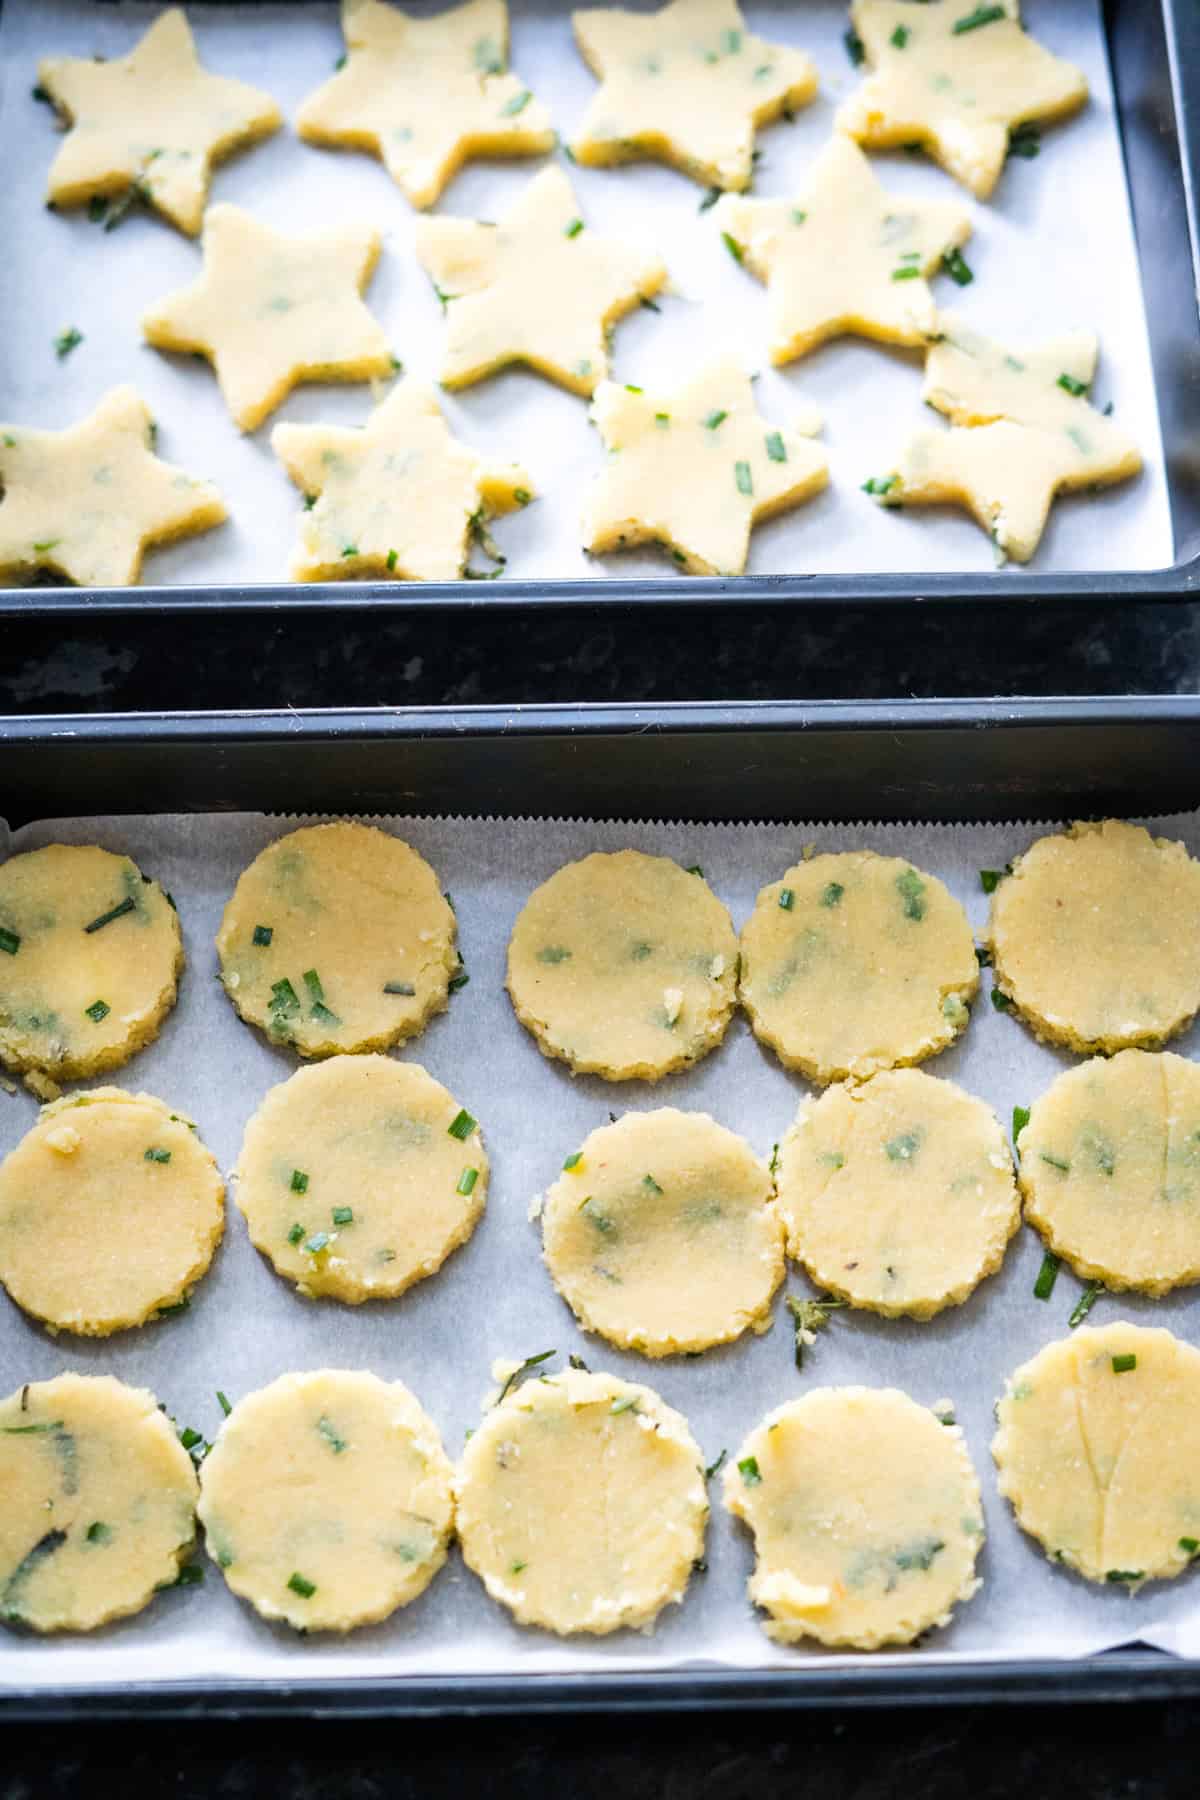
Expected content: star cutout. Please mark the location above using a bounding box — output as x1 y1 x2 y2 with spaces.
837 0 1087 199
714 134 972 363
141 204 395 432
272 378 534 582
580 356 828 575
38 7 282 237
413 165 667 396
0 386 225 588
571 0 818 190
297 0 555 210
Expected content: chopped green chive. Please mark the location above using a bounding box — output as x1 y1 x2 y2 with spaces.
610 1395 638 1415
624 383 643 394
510 1559 528 1574
270 978 299 1015
654 412 670 427
890 23 910 47
640 295 661 312
1180 1538 1200 1556
896 868 926 921
84 896 135 934
1033 1251 1060 1300
1040 1152 1070 1173
311 1001 341 1027
474 35 503 73
943 248 973 287
502 89 531 116
383 980 415 996
699 186 722 213
862 475 898 496
2 1420 65 1434
303 1232 330 1256
448 960 469 994
252 924 273 947
765 431 787 463
457 1167 479 1196
32 83 52 104
217 1391 232 1417
290 1170 309 1195
332 1206 353 1226
84 999 110 1023
386 548 398 571
54 327 83 360
0 928 19 956
497 1349 556 1403
979 868 1004 893
991 988 1014 1012
287 1572 317 1598
952 5 1006 33
302 493 317 511
1057 372 1089 397
1112 1353 1137 1374
564 218 584 238
303 970 325 1004
448 1108 476 1141
738 1455 762 1486
287 1223 304 1246
844 27 865 65
1012 1105 1030 1142
514 488 532 504
1068 1281 1102 1328
720 231 744 264
790 209 808 227
820 882 845 908
778 888 794 910
686 864 704 878
563 1152 583 1171
335 52 347 70
1105 1569 1143 1585
721 27 742 53
318 1416 347 1454
1008 121 1041 160
642 1173 663 1195
891 264 922 282
734 460 753 496
704 1449 727 1481
158 1298 192 1318
885 1131 922 1162
178 1427 205 1454
704 409 728 430
85 1521 112 1544
144 1147 171 1165
33 538 62 554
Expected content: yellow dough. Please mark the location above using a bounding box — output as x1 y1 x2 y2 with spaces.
0 1374 199 1633
142 205 394 432
992 1322 1200 1589
570 0 817 191
198 1370 454 1633
235 1056 486 1304
739 850 977 1085
837 0 1087 200
456 1363 707 1635
38 7 281 237
725 1387 984 1648
506 850 738 1081
988 821 1200 1053
713 134 972 363
217 822 457 1059
0 843 184 1081
298 0 554 209
413 165 666 397
775 1068 1019 1318
272 379 533 583
581 357 828 576
542 1109 784 1355
0 388 226 589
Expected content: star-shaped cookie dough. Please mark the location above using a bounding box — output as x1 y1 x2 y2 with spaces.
581 357 828 575
570 0 818 190
0 387 225 588
297 0 555 210
714 134 972 363
869 315 1142 561
413 165 666 396
272 379 534 582
38 7 282 237
141 204 395 432
837 1 1087 200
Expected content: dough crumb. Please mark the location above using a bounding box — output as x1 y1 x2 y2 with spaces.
44 1125 81 1157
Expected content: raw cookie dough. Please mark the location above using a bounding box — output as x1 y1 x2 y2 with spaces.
836 0 1088 200
542 1108 784 1355
713 133 972 363
272 378 533 583
216 821 457 1059
725 1386 984 1648
0 843 184 1081
198 1370 454 1632
506 849 738 1081
413 165 666 397
992 1322 1200 1589
988 820 1200 1053
581 356 828 576
774 1068 1019 1318
38 6 281 236
235 1056 486 1303
142 205 394 432
571 0 817 191
456 1363 707 1634
298 0 554 208
0 388 226 588
739 850 978 1084
0 1373 199 1633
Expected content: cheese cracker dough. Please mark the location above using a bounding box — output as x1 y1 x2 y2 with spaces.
725 1387 984 1648
0 1374 199 1633
456 1364 707 1635
198 1370 454 1632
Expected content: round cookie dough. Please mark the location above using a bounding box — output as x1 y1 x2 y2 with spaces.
198 1370 454 1633
739 851 977 1085
542 1108 784 1355
0 844 183 1083
235 1056 487 1303
774 1068 1019 1319
993 1322 1200 1589
456 1364 708 1636
0 1088 224 1336
989 820 1200 1054
216 821 457 1058
506 851 738 1082
724 1386 985 1649
0 1373 199 1633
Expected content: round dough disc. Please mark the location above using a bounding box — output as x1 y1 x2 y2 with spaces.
0 1373 199 1633
775 1068 1019 1318
725 1386 984 1649
989 820 1200 1053
993 1322 1200 1588
216 822 457 1058
0 1088 224 1336
0 844 183 1081
542 1108 784 1354
198 1370 454 1633
739 851 977 1084
235 1056 487 1303
456 1364 708 1635
506 850 738 1082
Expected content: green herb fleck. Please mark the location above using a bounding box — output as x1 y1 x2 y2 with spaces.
1012 1105 1030 1143
943 248 973 287
287 1572 317 1598
885 1130 922 1163
1068 1281 1102 1328
610 1395 638 1415
252 924 273 946
991 988 1013 1012
765 431 787 464
699 187 722 213
1105 1569 1143 1585
891 23 910 47
497 1350 556 1404
952 5 1007 33
734 460 753 496
686 864 704 878
270 977 299 1016
85 1521 113 1545
563 1152 583 1171
642 1173 663 1195
457 1167 479 1196
318 1416 348 1454
217 1391 232 1417
1 1420 65 1435
303 1232 330 1256
144 1147 171 1165
1057 372 1089 397
502 90 532 116
778 887 794 910
1033 1251 1060 1301
383 980 416 996
564 218 584 238
895 868 926 921
84 896 135 934
1180 1538 1200 1556
537 945 572 964
290 1169 309 1195
1040 1152 1070 1173
704 1449 727 1481
474 35 503 74
1008 121 1041 160
820 881 845 908
54 327 83 360
332 1206 353 1226
862 475 898 497
786 1294 845 1369
704 409 728 430
721 231 744 264
287 1224 304 1245
844 27 865 65
738 1455 762 1486
84 999 110 1023
448 1108 476 1141
1112 1353 1137 1374
894 1536 944 1573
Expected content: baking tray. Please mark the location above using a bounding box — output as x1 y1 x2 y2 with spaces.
0 0 1197 615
